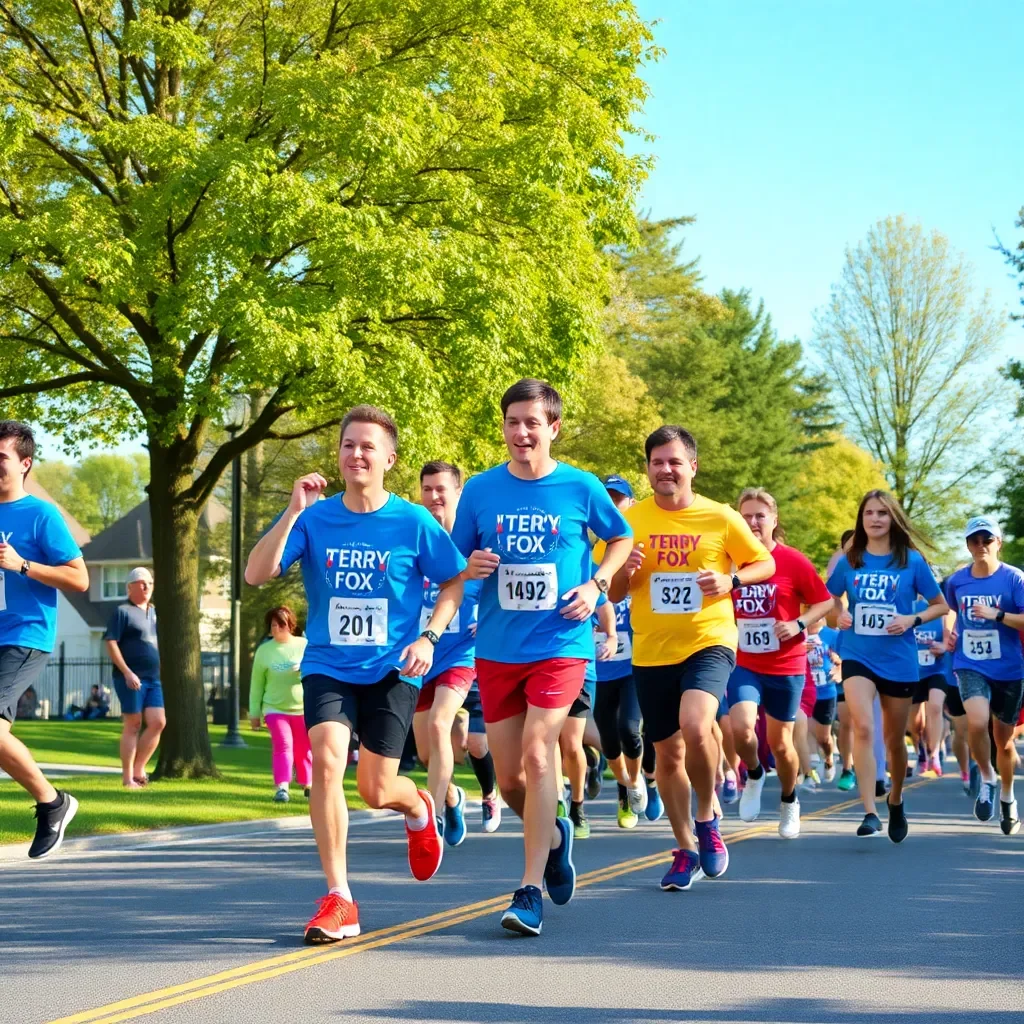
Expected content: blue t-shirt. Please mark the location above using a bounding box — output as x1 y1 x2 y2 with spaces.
809 626 838 698
595 597 632 682
0 495 82 652
911 597 950 682
280 493 466 687
451 463 631 664
944 563 1024 683
103 602 161 682
407 577 481 684
826 550 941 683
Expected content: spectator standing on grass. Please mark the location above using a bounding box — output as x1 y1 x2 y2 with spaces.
104 566 165 789
0 420 89 859
249 606 311 802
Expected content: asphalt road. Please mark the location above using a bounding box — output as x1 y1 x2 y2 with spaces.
2 766 1022 1024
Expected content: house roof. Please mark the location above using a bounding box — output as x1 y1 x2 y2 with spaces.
80 497 229 563
62 588 110 630
24 477 93 547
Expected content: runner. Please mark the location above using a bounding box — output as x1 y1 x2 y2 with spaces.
452 682 501 832
245 406 466 943
832 628 857 791
716 697 740 805
911 596 953 776
0 420 88 859
943 516 1024 835
826 490 948 842
410 461 482 847
728 489 834 838
610 426 774 889
451 379 632 936
806 620 840 783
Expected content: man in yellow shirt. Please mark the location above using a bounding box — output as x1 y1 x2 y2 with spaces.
610 426 774 890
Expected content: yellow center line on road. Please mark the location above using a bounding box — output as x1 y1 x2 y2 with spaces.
46 777 935 1024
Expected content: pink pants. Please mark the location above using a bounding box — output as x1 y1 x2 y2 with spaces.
264 713 312 787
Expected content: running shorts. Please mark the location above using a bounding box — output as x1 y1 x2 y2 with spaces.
476 658 588 724
415 665 476 713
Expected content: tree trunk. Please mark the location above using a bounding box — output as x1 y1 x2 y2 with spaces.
150 443 218 778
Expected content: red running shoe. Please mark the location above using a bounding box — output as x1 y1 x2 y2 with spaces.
304 893 361 944
406 789 443 881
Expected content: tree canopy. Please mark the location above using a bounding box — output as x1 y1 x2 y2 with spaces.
35 452 148 534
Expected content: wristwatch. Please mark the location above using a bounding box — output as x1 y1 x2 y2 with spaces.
996 609 1006 623
592 576 610 595
912 615 923 627
730 573 741 591
796 618 807 633
419 630 440 647
19 559 30 576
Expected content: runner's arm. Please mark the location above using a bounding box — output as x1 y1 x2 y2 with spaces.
104 639 140 689
969 604 1024 629
776 597 834 641
244 511 300 585
424 576 464 636
609 543 645 602
0 546 88 593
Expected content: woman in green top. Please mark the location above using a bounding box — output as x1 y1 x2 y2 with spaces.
249 606 310 802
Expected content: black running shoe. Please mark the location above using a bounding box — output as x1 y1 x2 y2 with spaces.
584 746 603 801
856 812 882 838
1000 800 1020 836
874 779 887 799
975 780 996 822
28 791 78 860
887 797 908 844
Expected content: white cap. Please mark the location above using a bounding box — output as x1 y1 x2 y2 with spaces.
126 566 153 584
964 516 1002 540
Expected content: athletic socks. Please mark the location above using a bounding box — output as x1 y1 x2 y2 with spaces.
406 806 430 831
328 884 353 902
469 752 496 796
37 793 64 812
1001 781 1015 803
617 783 628 803
747 763 764 781
780 789 796 804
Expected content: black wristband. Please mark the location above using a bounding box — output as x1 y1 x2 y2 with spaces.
19 559 30 576
996 609 1006 623
796 618 806 633
419 630 440 647
730 573 741 591
912 615 923 627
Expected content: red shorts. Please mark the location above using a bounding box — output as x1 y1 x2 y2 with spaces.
799 675 817 718
414 665 476 713
476 658 588 723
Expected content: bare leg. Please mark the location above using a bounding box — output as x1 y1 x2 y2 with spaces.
679 689 719 822
486 713 527 819
843 677 879 815
964 696 996 779
766 716 799 796
0 720 57 804
308 721 353 891
558 716 587 803
119 712 142 785
880 695 913 804
424 687 465 810
134 707 166 779
653 732 695 850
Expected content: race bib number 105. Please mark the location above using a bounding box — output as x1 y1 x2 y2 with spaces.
329 598 388 646
854 603 896 636
650 572 702 614
498 563 557 612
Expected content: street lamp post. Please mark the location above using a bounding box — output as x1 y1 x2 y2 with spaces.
221 394 248 749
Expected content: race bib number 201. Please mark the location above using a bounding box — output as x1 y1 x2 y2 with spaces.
650 573 702 614
328 597 388 646
498 563 557 612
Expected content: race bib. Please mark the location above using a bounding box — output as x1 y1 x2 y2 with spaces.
737 617 780 654
419 605 460 635
963 629 1001 662
917 649 936 667
650 572 702 614
498 563 557 611
0 569 5 612
328 597 388 646
813 668 829 689
854 603 896 636
595 630 632 662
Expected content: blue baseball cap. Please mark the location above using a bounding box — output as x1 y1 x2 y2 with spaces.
964 515 1001 540
602 475 634 499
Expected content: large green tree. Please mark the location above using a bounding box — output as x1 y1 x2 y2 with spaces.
0 0 652 775
35 452 148 533
815 215 1010 531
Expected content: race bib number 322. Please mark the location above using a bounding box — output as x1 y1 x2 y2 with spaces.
328 597 388 646
650 573 702 614
498 563 557 612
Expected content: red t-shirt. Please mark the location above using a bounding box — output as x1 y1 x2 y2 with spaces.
732 542 833 675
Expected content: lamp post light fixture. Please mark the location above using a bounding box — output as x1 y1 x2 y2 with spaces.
220 394 249 749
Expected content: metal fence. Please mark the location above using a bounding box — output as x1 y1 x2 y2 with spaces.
24 649 229 719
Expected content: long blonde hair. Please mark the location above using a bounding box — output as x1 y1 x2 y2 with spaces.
737 487 785 541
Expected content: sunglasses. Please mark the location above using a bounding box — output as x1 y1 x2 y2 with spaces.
968 533 996 545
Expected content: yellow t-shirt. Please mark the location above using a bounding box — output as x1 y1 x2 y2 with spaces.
625 494 771 666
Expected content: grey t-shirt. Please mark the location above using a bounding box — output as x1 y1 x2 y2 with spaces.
104 602 161 682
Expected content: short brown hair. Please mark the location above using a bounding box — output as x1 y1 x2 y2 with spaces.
264 605 298 635
500 379 562 424
645 425 697 462
340 405 398 452
420 461 462 486
0 420 35 477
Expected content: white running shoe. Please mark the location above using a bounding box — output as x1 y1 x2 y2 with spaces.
627 782 648 816
824 761 837 784
779 799 801 839
739 770 766 822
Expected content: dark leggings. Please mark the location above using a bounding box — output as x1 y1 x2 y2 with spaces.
593 675 643 761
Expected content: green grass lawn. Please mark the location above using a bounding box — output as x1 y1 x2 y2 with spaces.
0 721 480 846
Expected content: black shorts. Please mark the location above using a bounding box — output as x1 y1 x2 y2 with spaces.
0 646 49 723
913 673 947 705
944 681 965 718
841 659 915 700
302 671 418 759
812 697 837 726
568 680 595 720
634 646 736 744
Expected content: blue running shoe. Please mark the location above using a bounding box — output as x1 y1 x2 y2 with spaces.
720 773 739 805
584 746 603 800
695 816 729 879
443 786 467 847
645 778 665 822
968 761 981 801
543 816 576 906
501 885 543 936
660 848 703 891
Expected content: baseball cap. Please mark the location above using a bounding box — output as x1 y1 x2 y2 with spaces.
964 516 1002 541
126 566 154 584
602 475 634 499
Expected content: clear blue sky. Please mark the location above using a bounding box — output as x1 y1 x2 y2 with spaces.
633 0 1023 355
37 2 1023 459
